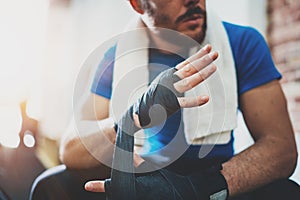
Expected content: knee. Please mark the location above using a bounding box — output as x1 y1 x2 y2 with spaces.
0 188 10 200
30 165 67 200
268 179 299 192
254 179 300 199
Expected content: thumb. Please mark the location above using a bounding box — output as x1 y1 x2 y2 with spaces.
85 180 105 192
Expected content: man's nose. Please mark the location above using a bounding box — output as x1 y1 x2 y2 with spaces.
183 0 200 7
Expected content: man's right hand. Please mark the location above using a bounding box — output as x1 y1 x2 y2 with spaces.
133 44 218 128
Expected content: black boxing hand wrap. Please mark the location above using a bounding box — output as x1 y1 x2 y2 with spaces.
105 106 138 200
133 165 228 200
134 68 182 128
187 165 229 200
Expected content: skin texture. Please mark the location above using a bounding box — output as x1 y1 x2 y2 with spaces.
60 0 298 197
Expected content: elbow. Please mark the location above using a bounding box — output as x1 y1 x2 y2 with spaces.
280 144 298 179
59 138 74 167
59 136 105 169
288 147 298 177
59 137 83 169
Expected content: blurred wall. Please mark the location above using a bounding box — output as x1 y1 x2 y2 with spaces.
0 0 48 147
267 0 300 134
27 0 137 140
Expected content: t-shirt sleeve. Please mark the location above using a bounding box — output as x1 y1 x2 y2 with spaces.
229 25 282 96
90 45 116 99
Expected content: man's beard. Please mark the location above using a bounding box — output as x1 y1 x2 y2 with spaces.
193 20 207 45
175 6 207 44
146 4 207 45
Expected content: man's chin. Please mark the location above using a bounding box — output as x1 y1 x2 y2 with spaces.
179 29 205 44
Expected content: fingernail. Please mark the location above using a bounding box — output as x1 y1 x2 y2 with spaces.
209 51 217 59
204 44 210 51
201 96 209 102
85 183 92 190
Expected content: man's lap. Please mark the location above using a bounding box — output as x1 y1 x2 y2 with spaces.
30 164 300 200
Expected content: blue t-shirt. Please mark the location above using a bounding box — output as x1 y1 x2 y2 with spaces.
91 22 281 170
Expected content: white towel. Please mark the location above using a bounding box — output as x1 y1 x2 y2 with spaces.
110 7 237 145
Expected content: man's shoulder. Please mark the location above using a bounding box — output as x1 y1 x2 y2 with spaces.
223 22 261 35
222 21 268 62
222 22 264 45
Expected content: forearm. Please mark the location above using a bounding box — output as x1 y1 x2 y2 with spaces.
60 117 116 169
221 135 297 197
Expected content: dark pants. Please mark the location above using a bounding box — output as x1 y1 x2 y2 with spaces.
0 188 10 200
30 165 110 200
30 164 300 200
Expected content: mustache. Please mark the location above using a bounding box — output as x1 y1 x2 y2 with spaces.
175 7 206 24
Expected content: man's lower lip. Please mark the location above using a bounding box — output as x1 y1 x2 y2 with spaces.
183 18 202 25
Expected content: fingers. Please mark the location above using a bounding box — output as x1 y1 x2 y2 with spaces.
174 63 217 93
175 50 218 80
85 181 105 192
178 95 209 108
175 44 212 71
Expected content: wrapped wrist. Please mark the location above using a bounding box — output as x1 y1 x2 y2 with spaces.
133 68 182 128
188 169 228 200
115 105 140 135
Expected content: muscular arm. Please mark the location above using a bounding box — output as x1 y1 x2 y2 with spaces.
221 80 298 197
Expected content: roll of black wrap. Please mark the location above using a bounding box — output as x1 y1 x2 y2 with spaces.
105 107 138 200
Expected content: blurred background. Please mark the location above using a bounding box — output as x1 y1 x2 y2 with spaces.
0 0 299 199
